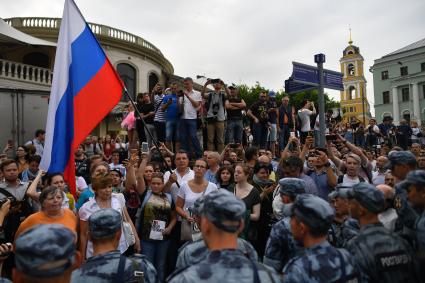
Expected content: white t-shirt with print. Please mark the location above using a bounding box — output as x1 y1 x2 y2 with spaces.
180 90 202 119
78 193 128 259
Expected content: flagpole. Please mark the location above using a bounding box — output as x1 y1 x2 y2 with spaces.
123 88 179 188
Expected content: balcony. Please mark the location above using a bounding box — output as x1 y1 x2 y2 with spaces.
0 59 52 86
5 17 163 56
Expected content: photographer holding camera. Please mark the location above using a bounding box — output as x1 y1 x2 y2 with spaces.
0 160 38 243
202 79 229 153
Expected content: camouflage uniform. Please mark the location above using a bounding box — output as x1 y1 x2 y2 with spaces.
395 171 425 279
283 241 359 283
14 224 78 281
328 217 359 248
327 189 359 248
71 209 158 283
264 178 305 272
168 190 282 283
176 237 258 270
282 194 361 283
170 249 281 283
71 251 157 283
264 217 300 272
342 182 422 282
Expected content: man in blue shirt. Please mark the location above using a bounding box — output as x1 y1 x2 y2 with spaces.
162 83 180 152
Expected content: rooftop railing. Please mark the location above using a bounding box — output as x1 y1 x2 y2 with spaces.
5 17 163 55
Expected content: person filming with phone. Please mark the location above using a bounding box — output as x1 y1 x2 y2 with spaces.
297 100 316 144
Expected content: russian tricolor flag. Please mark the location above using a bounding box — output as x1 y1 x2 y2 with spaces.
40 0 123 194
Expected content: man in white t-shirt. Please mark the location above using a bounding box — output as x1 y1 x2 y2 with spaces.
179 77 203 159
298 100 316 144
163 151 195 202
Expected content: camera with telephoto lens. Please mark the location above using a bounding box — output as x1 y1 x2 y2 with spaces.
210 78 221 84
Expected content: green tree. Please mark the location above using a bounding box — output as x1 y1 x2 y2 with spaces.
236 84 340 111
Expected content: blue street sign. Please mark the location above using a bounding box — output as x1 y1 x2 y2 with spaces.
292 62 320 86
323 70 343 91
291 62 343 91
284 78 316 94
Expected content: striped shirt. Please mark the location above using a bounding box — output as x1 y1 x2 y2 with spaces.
154 94 166 122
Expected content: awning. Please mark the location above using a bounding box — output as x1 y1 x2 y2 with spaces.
0 18 56 46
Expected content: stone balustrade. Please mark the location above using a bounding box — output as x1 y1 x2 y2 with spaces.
5 17 162 55
0 59 52 85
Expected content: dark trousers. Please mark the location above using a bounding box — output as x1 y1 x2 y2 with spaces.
136 119 147 143
278 124 291 151
300 131 309 144
154 121 166 143
252 123 268 149
180 119 202 159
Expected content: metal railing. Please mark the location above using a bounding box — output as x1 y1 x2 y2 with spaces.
5 17 163 55
0 59 52 85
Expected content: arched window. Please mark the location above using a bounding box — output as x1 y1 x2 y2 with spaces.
348 86 356 100
382 112 392 119
347 51 354 55
23 52 49 68
148 72 159 93
347 63 355 76
117 63 136 101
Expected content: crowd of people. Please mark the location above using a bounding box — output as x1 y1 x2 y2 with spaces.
0 78 424 282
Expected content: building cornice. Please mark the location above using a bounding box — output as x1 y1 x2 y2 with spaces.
4 17 174 75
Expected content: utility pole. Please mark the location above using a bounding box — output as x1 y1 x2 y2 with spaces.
314 53 326 148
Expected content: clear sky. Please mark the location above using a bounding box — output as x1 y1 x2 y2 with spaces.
1 0 424 115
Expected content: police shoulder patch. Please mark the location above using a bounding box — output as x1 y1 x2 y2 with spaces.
376 251 411 271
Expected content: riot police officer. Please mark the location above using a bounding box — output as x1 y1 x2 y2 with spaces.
344 182 422 282
283 194 360 282
168 190 281 282
175 196 258 270
264 178 305 272
71 209 157 283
